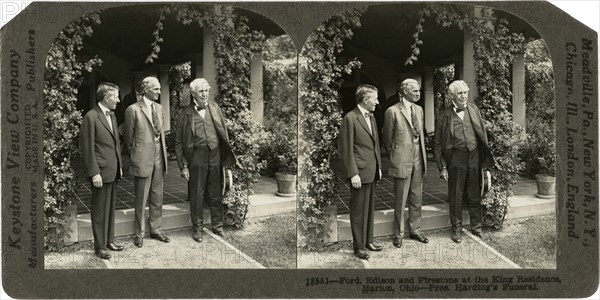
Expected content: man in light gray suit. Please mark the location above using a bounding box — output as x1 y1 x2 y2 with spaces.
124 76 170 247
383 79 429 248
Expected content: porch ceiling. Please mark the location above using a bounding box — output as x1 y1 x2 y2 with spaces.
346 4 540 71
83 4 285 68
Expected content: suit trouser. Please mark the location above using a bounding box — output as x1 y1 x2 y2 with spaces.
350 182 375 251
91 180 116 250
134 141 164 238
189 146 223 232
448 148 482 233
393 145 423 238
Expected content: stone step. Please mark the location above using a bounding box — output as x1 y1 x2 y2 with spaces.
335 194 555 242
77 194 295 243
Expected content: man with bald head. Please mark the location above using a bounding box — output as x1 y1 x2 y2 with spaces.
175 78 236 242
383 79 429 248
434 80 494 243
124 76 170 247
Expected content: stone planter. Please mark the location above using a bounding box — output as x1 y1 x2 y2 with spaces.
535 174 555 199
275 172 296 197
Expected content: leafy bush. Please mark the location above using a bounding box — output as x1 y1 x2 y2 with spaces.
298 7 366 250
44 12 103 250
521 39 555 177
261 35 298 177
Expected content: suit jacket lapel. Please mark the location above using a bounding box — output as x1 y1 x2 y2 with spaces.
139 101 152 124
466 104 484 140
95 105 114 136
398 100 412 126
354 107 373 138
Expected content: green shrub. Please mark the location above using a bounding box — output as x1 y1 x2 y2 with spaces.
44 12 103 250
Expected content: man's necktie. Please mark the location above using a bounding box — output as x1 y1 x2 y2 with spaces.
455 107 465 113
151 103 161 136
105 111 114 133
365 112 374 134
410 106 420 139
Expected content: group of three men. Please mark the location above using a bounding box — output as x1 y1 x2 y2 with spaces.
340 79 493 260
79 77 234 260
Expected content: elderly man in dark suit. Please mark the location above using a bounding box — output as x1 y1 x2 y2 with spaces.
124 76 170 247
383 79 429 248
339 84 383 260
79 82 124 260
434 80 494 243
175 78 236 242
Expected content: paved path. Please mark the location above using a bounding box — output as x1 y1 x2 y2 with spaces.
46 228 263 269
299 229 519 269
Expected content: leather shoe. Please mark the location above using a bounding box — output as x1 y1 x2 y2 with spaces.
410 233 429 244
392 237 403 248
471 231 483 238
451 231 462 243
366 243 382 252
133 237 143 248
150 233 170 243
107 242 124 251
212 230 224 237
95 249 111 260
192 231 203 243
353 249 370 260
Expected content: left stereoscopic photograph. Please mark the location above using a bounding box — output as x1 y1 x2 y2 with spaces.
42 3 297 269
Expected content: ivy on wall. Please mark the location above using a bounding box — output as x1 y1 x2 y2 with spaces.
407 4 527 228
147 4 266 227
298 7 366 250
44 13 103 250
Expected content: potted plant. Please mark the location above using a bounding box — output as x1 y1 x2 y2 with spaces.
266 127 298 197
522 121 556 198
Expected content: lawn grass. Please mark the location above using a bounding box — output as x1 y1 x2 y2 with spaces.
224 213 296 269
483 214 556 269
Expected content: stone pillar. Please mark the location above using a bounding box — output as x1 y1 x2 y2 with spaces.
512 53 526 131
203 27 217 103
159 64 170 132
423 68 435 134
462 29 478 102
250 52 264 124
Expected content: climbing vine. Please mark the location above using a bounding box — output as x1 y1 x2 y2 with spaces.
298 7 366 249
44 12 103 250
147 4 266 227
407 4 527 228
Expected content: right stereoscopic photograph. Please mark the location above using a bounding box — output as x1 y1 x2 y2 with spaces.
297 3 556 269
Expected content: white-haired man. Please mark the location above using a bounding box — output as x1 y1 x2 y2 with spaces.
124 76 170 247
434 80 494 243
383 78 429 248
175 78 236 242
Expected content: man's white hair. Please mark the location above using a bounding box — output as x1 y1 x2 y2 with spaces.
190 78 211 91
448 80 470 95
141 76 159 92
400 78 419 95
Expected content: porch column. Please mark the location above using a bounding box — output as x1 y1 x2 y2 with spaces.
512 53 526 131
191 52 203 78
423 68 434 134
462 29 478 102
159 64 171 132
250 52 264 124
203 27 217 103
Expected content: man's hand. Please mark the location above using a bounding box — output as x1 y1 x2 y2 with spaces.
181 166 190 181
92 174 103 188
350 175 361 189
440 168 449 181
